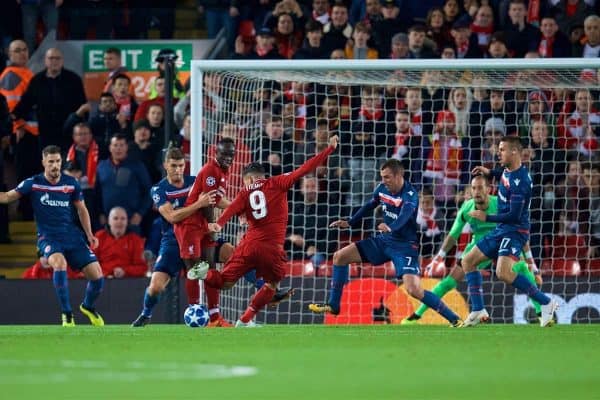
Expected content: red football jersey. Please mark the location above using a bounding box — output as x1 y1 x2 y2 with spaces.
179 158 229 227
217 146 335 246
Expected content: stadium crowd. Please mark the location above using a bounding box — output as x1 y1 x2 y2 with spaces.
0 0 600 281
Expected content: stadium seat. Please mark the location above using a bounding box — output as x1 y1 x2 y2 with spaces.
318 263 360 277
550 235 586 260
360 262 396 278
585 259 600 275
548 259 582 276
287 260 316 277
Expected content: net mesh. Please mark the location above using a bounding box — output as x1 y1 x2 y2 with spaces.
194 63 600 325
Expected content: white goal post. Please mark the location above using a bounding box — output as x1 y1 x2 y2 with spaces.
190 58 600 325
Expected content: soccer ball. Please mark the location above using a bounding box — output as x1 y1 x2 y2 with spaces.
184 304 209 328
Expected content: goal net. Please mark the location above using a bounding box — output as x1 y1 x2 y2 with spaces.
190 59 600 325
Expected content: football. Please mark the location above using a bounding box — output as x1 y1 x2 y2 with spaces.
183 304 209 328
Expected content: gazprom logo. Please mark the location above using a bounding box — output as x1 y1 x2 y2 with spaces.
40 193 69 207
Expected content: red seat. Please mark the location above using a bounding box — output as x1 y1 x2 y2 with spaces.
318 263 360 277
548 259 582 276
360 262 396 278
551 235 586 259
287 260 316 277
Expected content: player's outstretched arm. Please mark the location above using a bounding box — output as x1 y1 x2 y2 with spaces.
276 135 339 189
160 190 217 224
0 189 21 204
329 220 351 229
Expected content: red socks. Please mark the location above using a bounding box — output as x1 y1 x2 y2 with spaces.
240 285 275 323
184 278 199 304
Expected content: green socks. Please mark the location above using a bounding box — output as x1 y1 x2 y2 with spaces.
415 275 458 318
512 261 541 314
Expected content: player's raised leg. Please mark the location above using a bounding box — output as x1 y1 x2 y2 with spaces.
79 260 105 326
308 241 361 315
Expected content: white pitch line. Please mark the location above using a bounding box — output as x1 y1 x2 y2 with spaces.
0 359 257 383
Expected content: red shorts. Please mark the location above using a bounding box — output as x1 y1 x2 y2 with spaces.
173 224 216 259
221 242 287 284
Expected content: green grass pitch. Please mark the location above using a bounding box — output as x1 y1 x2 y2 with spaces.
1 325 598 400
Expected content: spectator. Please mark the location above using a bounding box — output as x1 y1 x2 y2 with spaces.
134 76 166 121
273 12 305 59
503 0 540 57
13 48 87 151
443 0 462 27
450 18 483 58
294 19 328 59
479 117 506 169
128 119 162 183
517 90 555 138
197 0 238 50
585 164 600 258
552 0 593 36
529 119 567 262
555 158 591 249
448 86 473 138
390 109 427 185
537 15 572 57
573 14 600 57
112 74 138 123
557 88 600 156
371 0 406 56
260 115 293 176
311 0 331 25
416 186 444 257
322 1 353 56
405 86 434 138
345 21 379 59
232 27 283 59
423 110 465 208
63 122 100 230
94 206 148 278
486 31 510 58
102 47 128 94
389 32 409 59
95 134 152 233
568 23 585 51
426 7 452 51
146 103 168 148
20 0 60 51
178 112 191 174
149 49 186 100
440 43 457 58
471 4 495 54
64 93 126 159
287 175 336 267
408 24 438 58
1 40 37 220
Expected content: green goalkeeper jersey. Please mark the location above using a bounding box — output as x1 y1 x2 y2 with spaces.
448 196 498 243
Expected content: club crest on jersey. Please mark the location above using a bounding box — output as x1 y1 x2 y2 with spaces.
206 176 216 186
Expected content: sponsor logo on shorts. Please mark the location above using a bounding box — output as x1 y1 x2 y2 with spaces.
44 245 51 254
188 245 194 254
